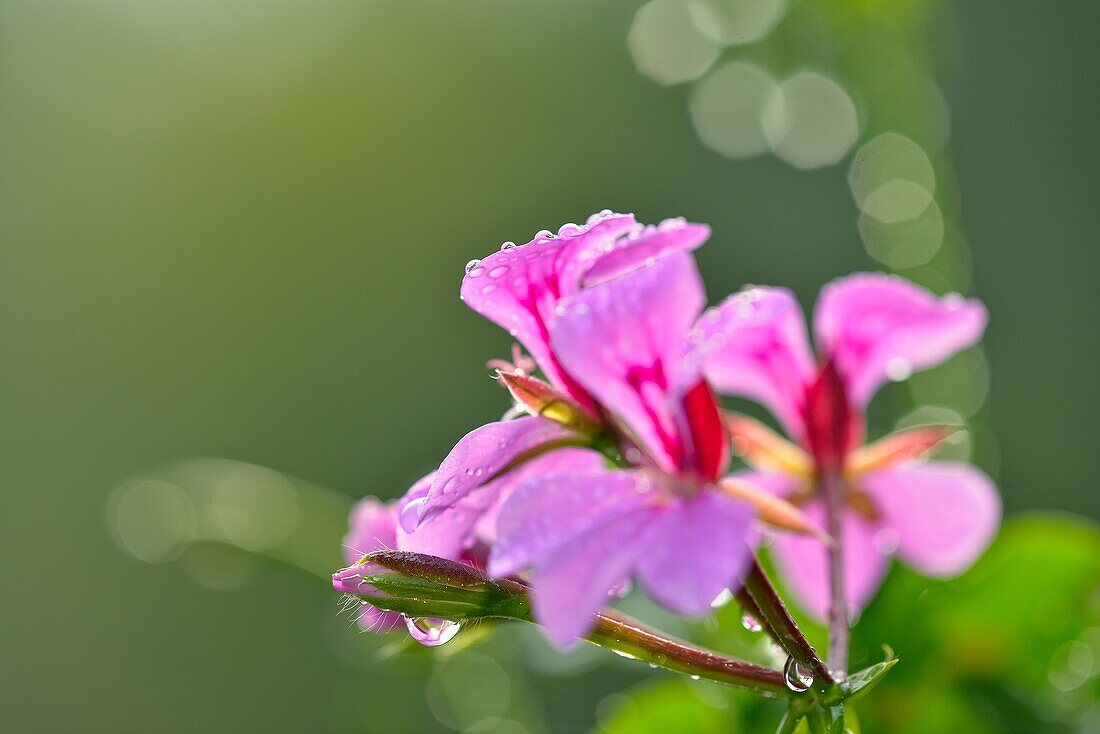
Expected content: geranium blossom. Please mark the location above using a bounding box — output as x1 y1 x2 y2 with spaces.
480 250 822 645
694 273 1001 618
406 212 713 550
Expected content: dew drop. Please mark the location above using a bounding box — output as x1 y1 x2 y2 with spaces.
740 613 763 632
783 657 814 692
885 357 912 381
406 617 460 647
500 240 517 251
464 258 482 275
690 675 701 681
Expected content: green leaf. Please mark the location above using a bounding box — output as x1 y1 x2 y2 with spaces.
841 657 898 703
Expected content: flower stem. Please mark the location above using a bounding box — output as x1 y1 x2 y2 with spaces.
588 609 790 697
819 468 849 674
743 558 833 687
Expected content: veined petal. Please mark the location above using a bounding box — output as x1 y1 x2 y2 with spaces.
637 487 755 615
418 417 580 525
551 251 706 472
814 273 988 408
488 469 658 578
692 287 816 441
860 461 1001 577
769 501 889 620
460 212 639 389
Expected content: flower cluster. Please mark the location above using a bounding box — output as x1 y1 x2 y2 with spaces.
336 211 1000 648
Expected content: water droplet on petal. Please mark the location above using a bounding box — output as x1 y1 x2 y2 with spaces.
885 357 912 381
464 258 482 275
406 617 460 647
710 588 734 608
500 241 517 251
557 222 582 237
740 613 763 632
783 657 814 692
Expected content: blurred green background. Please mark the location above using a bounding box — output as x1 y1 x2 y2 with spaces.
1 0 1097 731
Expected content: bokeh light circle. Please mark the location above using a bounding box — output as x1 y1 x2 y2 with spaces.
629 0 721 85
763 71 859 169
690 61 778 159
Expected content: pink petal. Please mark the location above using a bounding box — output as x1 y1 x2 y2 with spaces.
340 497 405 632
460 212 639 389
417 417 575 525
583 218 710 285
637 487 755 615
860 461 1001 577
768 500 889 621
813 273 988 408
488 469 657 578
551 252 706 472
692 287 816 441
472 447 606 545
343 496 399 565
531 508 657 647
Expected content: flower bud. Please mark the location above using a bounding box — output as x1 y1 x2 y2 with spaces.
497 369 601 436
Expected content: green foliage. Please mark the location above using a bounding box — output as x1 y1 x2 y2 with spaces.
597 514 1100 733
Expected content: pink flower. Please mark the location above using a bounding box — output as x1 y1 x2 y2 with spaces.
485 252 765 646
406 212 715 560
461 210 709 407
695 273 1001 619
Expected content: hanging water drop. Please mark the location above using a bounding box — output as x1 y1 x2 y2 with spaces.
783 657 814 692
406 617 461 647
740 613 763 632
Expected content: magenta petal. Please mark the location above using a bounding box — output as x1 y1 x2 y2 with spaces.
861 461 1001 577
637 488 755 616
488 469 656 578
418 417 574 525
814 273 988 408
583 219 710 285
343 496 399 565
339 498 405 632
551 252 706 471
531 508 657 647
769 501 889 621
461 212 639 387
691 287 816 440
473 447 606 545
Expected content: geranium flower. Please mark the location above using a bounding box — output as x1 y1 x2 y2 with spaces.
483 252 812 645
693 273 1001 619
404 212 711 541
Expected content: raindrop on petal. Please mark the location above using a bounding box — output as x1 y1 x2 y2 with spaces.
465 259 482 275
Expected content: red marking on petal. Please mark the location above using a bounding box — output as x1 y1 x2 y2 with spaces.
803 361 860 472
681 379 728 482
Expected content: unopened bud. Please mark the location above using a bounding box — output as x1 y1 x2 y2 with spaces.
497 370 601 435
